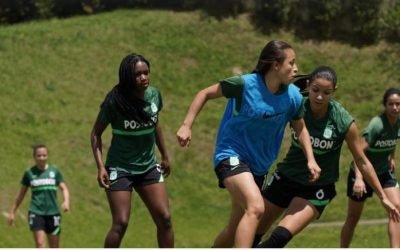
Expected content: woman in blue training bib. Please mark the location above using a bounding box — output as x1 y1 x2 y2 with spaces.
177 40 321 248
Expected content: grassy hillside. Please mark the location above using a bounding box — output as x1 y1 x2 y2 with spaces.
0 9 399 247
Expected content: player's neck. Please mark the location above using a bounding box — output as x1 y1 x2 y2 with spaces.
36 163 48 170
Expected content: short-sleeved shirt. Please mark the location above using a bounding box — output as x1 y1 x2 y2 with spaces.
98 86 162 174
362 114 400 175
214 73 304 176
278 98 354 185
21 165 64 215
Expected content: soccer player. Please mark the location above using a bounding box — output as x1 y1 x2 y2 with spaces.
255 67 400 248
341 87 400 248
8 144 70 248
176 40 320 248
90 53 174 248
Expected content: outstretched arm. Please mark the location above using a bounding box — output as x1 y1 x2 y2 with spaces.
346 122 400 222
8 185 28 226
290 118 321 182
176 83 223 147
155 121 171 177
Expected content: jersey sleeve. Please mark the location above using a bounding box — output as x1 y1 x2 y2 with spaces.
20 170 30 187
156 88 163 112
97 91 116 125
55 168 64 185
219 76 244 99
363 116 383 145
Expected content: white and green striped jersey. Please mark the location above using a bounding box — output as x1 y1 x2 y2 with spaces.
363 114 400 174
22 164 64 215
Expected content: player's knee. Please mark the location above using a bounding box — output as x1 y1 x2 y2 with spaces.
392 200 400 211
113 219 129 234
156 212 173 230
35 239 46 248
247 201 265 220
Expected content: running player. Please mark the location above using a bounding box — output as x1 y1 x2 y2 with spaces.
90 53 174 248
341 87 400 248
176 40 320 248
8 144 70 248
254 66 400 248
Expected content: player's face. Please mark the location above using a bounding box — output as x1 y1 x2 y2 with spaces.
308 78 335 109
385 94 400 119
276 48 298 85
34 147 48 167
133 61 150 90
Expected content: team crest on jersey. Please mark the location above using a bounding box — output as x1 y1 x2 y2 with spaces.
49 171 55 178
323 128 333 139
150 103 158 113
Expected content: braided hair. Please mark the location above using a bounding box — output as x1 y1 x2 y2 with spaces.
102 53 152 123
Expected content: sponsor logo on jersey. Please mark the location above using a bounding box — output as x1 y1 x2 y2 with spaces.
310 137 334 150
291 127 334 150
30 178 56 186
123 115 158 130
374 139 399 147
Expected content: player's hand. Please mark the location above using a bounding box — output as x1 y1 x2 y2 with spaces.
7 212 15 226
176 125 192 147
352 179 367 199
389 158 396 173
160 157 171 178
307 161 321 182
62 201 70 212
380 198 400 223
97 167 110 189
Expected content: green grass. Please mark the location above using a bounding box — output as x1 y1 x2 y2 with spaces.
0 9 399 247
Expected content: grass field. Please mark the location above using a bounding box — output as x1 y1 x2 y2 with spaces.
0 9 399 247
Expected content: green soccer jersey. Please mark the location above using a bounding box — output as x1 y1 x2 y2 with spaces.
278 98 354 185
362 114 400 175
21 164 64 215
98 86 162 174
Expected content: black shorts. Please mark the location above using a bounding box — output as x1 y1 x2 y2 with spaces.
28 212 61 235
347 168 399 201
262 170 336 217
106 164 164 192
215 157 266 190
